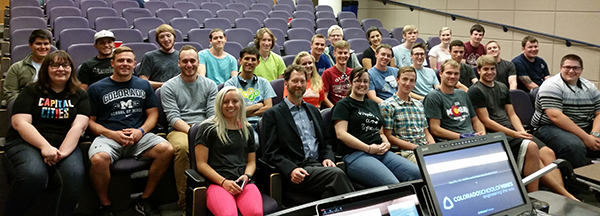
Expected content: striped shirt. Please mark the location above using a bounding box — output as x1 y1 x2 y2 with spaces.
380 94 429 146
531 74 600 128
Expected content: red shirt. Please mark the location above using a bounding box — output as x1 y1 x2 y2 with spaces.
322 66 352 105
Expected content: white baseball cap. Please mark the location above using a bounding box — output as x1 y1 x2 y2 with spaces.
94 30 116 43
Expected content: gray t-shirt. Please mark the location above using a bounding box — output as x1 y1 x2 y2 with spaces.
495 59 516 88
161 75 218 130
468 81 512 129
423 88 476 134
139 49 180 82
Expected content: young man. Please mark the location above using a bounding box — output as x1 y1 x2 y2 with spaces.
468 55 576 199
262 64 354 198
198 28 238 85
392 24 426 67
380 66 434 163
161 45 218 210
224 47 276 127
323 25 361 68
463 24 486 67
309 34 332 75
252 27 285 82
4 29 51 102
367 44 398 103
485 41 517 89
321 40 353 107
449 40 478 91
139 24 180 89
532 54 600 168
512 36 550 92
423 59 485 141
78 30 115 90
87 46 174 216
409 43 439 100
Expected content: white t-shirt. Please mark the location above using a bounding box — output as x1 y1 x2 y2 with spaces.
428 44 451 69
31 61 42 82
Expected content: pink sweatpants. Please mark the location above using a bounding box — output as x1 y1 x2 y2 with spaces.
206 183 263 216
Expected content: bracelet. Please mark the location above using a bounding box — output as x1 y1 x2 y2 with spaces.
138 127 146 135
245 174 252 180
220 179 226 186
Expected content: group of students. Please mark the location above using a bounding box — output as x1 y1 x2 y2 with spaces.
3 21 599 216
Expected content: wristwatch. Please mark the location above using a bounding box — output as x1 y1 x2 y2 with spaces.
245 173 252 180
591 131 600 138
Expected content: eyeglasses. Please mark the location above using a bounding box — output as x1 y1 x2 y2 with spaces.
561 66 582 72
50 63 71 69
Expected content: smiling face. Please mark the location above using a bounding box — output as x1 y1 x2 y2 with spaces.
397 71 416 96
440 65 460 88
94 38 115 58
48 56 72 87
334 47 349 66
470 30 484 44
29 38 51 60
376 47 392 67
299 55 314 80
311 37 326 56
410 47 426 66
328 29 343 45
368 31 381 47
259 32 273 53
522 41 539 59
239 53 259 74
222 89 241 119
210 31 227 50
485 42 500 58
285 70 307 99
478 63 497 85
350 72 370 97
440 30 452 44
178 49 199 78
560 59 583 85
158 32 174 51
111 51 136 78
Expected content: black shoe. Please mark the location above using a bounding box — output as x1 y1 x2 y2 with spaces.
100 204 114 216
135 195 160 216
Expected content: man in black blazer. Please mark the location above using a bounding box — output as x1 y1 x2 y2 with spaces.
262 65 354 198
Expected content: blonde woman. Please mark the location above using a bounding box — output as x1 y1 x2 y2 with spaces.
283 51 330 108
428 27 452 70
195 86 262 216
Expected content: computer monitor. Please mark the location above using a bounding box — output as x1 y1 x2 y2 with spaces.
415 132 533 216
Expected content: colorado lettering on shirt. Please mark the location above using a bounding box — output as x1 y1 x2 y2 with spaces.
38 98 74 119
102 88 146 104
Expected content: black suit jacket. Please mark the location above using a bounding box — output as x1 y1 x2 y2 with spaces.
262 100 335 177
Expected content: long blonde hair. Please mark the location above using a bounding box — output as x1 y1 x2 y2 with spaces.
292 51 323 91
201 86 250 145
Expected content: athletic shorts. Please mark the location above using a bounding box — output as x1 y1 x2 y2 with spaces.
88 133 167 163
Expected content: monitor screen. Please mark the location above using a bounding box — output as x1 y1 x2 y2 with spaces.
422 141 525 215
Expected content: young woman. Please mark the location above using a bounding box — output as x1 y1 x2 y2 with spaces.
362 26 396 70
428 27 453 70
332 68 421 188
195 86 262 216
4 50 90 216
283 51 329 108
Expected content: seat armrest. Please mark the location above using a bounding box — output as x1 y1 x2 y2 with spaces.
257 158 278 173
185 169 206 184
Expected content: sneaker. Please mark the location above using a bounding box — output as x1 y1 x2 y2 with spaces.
135 195 160 216
99 205 114 216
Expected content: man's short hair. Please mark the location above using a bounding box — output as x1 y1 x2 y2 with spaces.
29 29 51 44
476 55 497 70
521 36 538 47
397 66 416 78
333 40 350 51
440 59 460 73
179 45 198 56
328 25 343 37
239 46 259 59
439 27 452 35
449 40 465 51
311 34 326 44
283 64 307 81
112 46 135 60
155 24 176 43
485 40 500 49
470 24 485 35
560 54 583 67
209 28 225 39
253 28 276 50
375 44 392 53
410 43 426 54
402 24 418 35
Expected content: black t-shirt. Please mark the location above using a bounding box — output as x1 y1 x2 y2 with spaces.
363 47 393 67
332 97 383 156
495 59 516 88
77 56 113 85
459 63 477 88
7 84 91 146
195 122 257 181
468 81 513 130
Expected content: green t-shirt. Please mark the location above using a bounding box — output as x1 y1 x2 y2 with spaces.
251 51 286 82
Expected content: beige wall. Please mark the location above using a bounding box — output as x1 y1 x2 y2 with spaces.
354 0 600 87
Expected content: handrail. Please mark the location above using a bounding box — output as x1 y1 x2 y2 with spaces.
376 0 600 49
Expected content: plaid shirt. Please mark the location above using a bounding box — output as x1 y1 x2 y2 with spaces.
380 94 429 146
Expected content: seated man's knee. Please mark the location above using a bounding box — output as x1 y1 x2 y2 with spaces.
90 152 111 167
155 142 174 156
526 142 539 157
539 146 556 159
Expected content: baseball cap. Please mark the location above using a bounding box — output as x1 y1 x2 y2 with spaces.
94 30 116 43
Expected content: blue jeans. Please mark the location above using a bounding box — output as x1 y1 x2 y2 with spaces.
343 151 421 188
4 139 85 216
534 124 600 168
